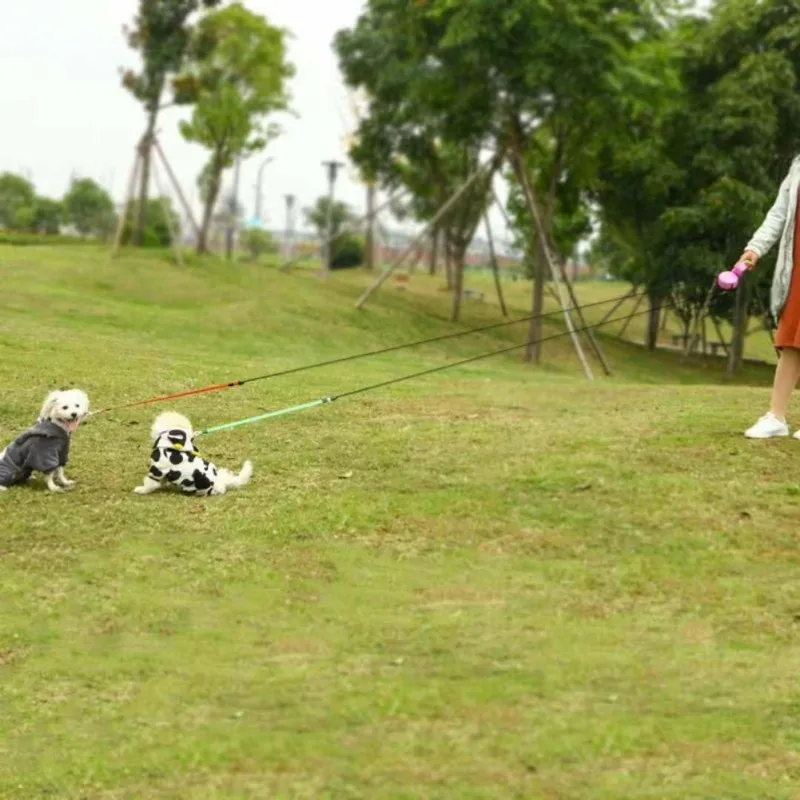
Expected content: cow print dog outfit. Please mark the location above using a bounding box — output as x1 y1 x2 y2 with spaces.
133 412 253 497
147 427 220 495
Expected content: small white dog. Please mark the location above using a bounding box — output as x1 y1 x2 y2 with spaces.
133 410 253 497
0 388 90 493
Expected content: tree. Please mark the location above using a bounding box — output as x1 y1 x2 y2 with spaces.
592 0 800 369
661 0 800 372
120 197 180 248
304 196 352 241
178 2 294 253
31 198 62 235
330 235 365 269
336 0 670 334
303 197 366 271
121 0 223 246
243 228 277 261
63 178 116 238
591 20 687 350
9 196 61 235
0 173 35 228
335 6 500 321
506 153 592 360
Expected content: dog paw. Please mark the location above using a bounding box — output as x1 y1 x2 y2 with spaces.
133 486 147 495
61 480 76 489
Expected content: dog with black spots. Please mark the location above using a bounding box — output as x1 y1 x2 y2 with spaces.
133 411 253 497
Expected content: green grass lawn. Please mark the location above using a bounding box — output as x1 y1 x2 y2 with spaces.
2 245 799 799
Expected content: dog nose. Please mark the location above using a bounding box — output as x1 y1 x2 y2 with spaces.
70 412 79 420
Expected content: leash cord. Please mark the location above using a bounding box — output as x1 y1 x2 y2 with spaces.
93 290 644 416
196 301 667 436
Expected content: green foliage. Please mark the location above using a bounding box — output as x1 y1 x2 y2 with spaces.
0 172 36 228
506 155 592 277
331 234 364 269
335 0 669 322
242 227 277 260
335 4 501 319
63 178 116 238
121 0 224 113
178 2 294 251
10 197 62 235
0 232 84 246
31 197 62 235
592 0 800 342
303 196 352 241
120 198 180 248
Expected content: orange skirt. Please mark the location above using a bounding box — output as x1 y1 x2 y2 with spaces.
775 194 800 349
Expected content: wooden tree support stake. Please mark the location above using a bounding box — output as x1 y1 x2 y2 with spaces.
151 157 184 267
112 135 198 257
153 138 201 239
617 292 645 339
598 289 636 326
281 186 409 273
355 159 495 309
112 148 142 258
483 208 508 317
509 146 595 380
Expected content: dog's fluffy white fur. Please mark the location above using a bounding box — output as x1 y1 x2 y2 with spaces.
133 410 253 497
0 388 90 493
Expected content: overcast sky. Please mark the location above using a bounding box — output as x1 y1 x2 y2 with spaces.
0 1 709 247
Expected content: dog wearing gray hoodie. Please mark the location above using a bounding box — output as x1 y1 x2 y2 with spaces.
0 389 90 494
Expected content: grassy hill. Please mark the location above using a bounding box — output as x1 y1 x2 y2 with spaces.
1 245 798 798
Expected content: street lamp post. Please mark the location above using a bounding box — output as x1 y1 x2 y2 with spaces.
254 157 274 223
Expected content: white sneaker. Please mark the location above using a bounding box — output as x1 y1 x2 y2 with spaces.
745 413 789 439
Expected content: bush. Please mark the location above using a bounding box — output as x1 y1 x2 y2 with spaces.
331 234 364 269
120 198 180 248
0 232 85 247
243 228 278 260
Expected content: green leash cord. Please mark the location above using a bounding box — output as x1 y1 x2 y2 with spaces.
192 300 667 439
196 396 334 436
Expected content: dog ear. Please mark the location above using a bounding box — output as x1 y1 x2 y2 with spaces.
39 391 59 422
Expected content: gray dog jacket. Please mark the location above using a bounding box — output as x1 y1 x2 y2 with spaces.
0 421 71 487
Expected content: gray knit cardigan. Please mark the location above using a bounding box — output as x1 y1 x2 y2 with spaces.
745 156 800 322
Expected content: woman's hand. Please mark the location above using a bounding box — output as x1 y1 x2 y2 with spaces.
740 250 759 269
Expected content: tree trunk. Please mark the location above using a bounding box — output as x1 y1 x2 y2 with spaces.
133 105 159 247
428 226 439 275
525 249 545 362
197 168 222 255
645 292 661 351
727 278 750 376
365 183 376 270
225 158 242 261
483 211 508 317
444 236 453 290
450 244 466 322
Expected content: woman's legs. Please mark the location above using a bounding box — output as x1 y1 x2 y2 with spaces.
745 347 800 437
770 347 800 420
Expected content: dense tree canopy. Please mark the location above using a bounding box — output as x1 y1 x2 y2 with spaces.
335 0 800 370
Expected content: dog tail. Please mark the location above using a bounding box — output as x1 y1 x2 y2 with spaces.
237 460 254 486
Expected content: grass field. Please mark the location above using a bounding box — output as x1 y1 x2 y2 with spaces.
2 245 799 799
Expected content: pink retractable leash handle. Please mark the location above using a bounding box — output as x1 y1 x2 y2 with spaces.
717 259 752 291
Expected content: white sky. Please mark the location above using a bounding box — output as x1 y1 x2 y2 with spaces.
0 1 711 248
0 0 516 246
0 2 352 226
